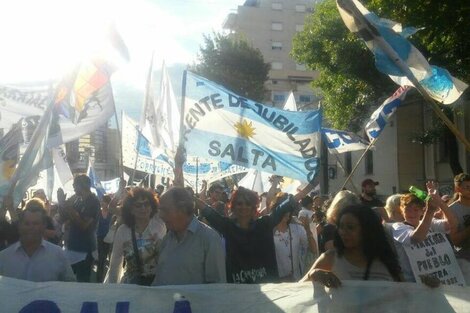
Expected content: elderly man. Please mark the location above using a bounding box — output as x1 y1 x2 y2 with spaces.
0 199 75 282
152 187 226 285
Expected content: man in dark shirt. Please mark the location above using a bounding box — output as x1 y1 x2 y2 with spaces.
360 179 384 208
58 174 100 282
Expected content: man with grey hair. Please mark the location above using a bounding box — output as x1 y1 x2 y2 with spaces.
152 187 226 285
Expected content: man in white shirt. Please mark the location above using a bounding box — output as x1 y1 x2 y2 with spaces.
0 199 75 282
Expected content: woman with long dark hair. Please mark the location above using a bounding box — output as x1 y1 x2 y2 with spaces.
104 187 166 285
301 205 401 287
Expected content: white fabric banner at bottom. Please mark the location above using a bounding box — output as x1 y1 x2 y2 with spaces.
1 277 469 313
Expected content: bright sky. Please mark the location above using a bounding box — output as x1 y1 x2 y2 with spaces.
0 0 243 86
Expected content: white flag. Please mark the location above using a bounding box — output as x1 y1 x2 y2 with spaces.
52 145 73 186
283 91 298 111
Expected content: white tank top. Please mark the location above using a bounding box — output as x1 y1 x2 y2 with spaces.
331 250 394 281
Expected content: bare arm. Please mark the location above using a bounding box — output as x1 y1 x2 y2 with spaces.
294 176 319 203
300 250 341 287
427 181 457 233
299 216 318 256
172 146 185 188
410 205 436 244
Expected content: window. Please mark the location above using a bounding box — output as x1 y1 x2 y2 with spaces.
296 63 306 71
365 150 374 174
295 24 304 32
295 4 306 12
299 95 312 103
273 94 286 103
271 62 283 70
271 22 283 31
345 152 352 175
272 41 283 50
272 2 283 10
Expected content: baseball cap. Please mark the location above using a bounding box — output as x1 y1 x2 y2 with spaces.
362 179 379 188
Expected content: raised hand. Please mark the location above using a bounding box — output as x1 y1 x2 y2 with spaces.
309 269 342 288
57 188 67 206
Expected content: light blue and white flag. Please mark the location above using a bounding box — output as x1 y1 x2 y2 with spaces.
183 72 322 183
336 0 468 104
322 128 370 154
365 86 410 141
87 159 106 199
0 122 22 201
8 96 55 206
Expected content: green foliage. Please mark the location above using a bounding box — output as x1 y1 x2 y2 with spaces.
291 0 470 130
192 33 270 102
369 0 470 82
291 0 391 130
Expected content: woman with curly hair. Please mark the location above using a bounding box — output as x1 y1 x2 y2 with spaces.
104 187 166 285
302 204 402 287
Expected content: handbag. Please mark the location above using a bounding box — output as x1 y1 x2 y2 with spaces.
130 227 155 286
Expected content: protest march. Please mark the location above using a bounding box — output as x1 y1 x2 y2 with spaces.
0 0 470 312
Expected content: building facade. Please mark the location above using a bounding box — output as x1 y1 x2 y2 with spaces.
223 0 320 108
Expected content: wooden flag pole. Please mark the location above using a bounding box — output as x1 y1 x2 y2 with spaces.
114 109 124 180
342 0 470 152
332 152 360 194
340 137 378 191
173 70 187 187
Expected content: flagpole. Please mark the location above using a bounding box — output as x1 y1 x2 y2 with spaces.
333 152 360 194
9 85 56 192
342 0 470 152
340 137 378 191
130 129 141 186
173 70 187 187
114 107 124 180
195 157 199 194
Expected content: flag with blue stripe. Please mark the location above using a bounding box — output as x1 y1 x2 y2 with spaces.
183 72 321 183
87 160 106 199
365 86 410 141
337 0 468 105
322 128 370 154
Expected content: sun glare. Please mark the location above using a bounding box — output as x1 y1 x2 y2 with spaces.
0 0 114 83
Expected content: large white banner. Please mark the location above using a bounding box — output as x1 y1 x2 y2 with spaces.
122 113 247 188
0 81 115 146
1 277 469 313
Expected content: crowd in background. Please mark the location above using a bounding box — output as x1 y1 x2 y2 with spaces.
1 171 470 290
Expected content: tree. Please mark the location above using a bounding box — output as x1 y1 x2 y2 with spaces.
192 33 270 102
291 0 469 173
292 0 392 131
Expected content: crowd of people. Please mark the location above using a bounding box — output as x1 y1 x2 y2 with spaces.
1 171 470 290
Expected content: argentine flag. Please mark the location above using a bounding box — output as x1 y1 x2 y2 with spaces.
322 128 370 154
337 0 468 105
365 86 410 141
182 72 321 183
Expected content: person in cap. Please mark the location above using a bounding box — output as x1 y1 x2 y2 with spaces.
360 179 384 208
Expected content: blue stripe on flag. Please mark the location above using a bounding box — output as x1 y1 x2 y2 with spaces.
186 72 321 134
185 128 319 182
